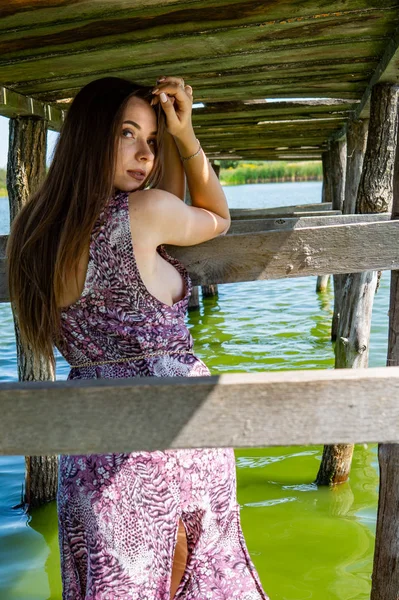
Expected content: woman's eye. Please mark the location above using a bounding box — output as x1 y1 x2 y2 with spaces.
122 129 134 138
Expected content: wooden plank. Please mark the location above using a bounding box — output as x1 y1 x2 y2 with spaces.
356 25 399 119
370 101 399 600
0 86 64 130
1 8 396 102
229 212 390 234
168 220 399 285
231 211 342 220
1 366 399 454
0 3 397 107
1 1 399 159
2 219 399 298
230 203 334 219
330 25 399 141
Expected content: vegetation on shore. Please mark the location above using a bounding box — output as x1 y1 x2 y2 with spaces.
0 168 6 196
218 160 322 185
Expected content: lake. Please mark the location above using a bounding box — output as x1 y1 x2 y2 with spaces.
0 182 387 599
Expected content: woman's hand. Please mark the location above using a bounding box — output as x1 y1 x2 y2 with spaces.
151 76 194 140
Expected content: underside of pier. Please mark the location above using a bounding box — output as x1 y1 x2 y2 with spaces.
0 1 399 159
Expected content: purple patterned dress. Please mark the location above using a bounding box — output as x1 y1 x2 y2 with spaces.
55 189 269 600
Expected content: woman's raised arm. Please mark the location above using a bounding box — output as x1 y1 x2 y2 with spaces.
151 76 231 226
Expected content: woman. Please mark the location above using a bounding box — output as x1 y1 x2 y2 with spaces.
7 75 268 599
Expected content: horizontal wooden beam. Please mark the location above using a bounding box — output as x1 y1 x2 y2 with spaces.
356 24 399 119
230 202 333 219
329 24 399 142
1 366 399 454
1 218 398 298
169 219 399 285
229 211 390 234
0 86 64 130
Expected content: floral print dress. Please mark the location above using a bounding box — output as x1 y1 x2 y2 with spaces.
55 189 269 600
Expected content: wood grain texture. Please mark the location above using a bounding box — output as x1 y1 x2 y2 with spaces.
1 1 399 158
1 366 399 454
1 218 399 299
0 86 64 130
371 445 399 600
229 203 334 219
370 103 399 600
229 213 390 234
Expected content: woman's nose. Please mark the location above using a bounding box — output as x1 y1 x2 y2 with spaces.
136 140 154 160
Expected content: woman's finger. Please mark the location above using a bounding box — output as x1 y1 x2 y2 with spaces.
152 81 190 103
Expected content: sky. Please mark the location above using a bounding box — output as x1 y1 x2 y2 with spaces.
0 115 59 169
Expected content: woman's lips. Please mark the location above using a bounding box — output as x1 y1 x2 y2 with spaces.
128 171 145 181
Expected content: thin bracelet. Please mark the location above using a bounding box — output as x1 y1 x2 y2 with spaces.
180 138 202 162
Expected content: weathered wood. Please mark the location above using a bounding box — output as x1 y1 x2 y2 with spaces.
317 83 399 487
230 203 333 219
370 102 399 600
1 366 399 454
316 151 333 292
315 445 355 485
322 140 347 341
1 4 399 159
2 219 399 299
0 86 64 131
201 161 219 300
202 284 219 297
370 444 399 600
343 119 369 215
7 116 57 508
357 84 399 213
231 210 341 220
356 24 399 118
229 212 390 234
188 284 200 310
332 120 368 337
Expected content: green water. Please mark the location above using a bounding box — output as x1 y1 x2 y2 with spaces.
0 182 388 599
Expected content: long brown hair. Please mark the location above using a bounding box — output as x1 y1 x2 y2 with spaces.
6 77 165 371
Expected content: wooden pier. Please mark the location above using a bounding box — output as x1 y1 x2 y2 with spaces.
1 2 399 597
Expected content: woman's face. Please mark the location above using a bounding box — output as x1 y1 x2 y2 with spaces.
114 95 157 192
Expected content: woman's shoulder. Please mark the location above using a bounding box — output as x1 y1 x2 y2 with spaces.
128 188 181 212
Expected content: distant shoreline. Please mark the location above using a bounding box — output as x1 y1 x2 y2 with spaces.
220 176 322 185
0 177 323 197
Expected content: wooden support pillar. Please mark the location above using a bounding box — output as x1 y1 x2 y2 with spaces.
186 161 221 307
184 178 200 309
331 120 369 335
7 116 58 509
201 161 220 299
343 119 369 215
316 84 399 487
316 151 333 292
329 138 347 341
370 105 399 600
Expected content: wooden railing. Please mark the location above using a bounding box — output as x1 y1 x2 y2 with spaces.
0 366 398 455
0 213 397 297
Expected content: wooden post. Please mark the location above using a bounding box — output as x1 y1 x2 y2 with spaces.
330 138 347 341
201 161 220 299
184 177 200 309
316 151 332 292
316 84 399 486
331 120 369 337
7 116 58 508
370 102 399 600
343 119 369 215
